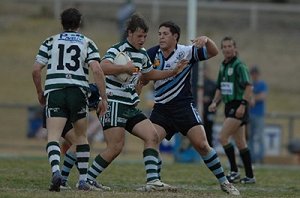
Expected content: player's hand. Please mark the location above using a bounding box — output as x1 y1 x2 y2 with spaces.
97 98 108 117
236 105 245 118
125 61 139 75
135 79 144 96
208 102 217 112
138 74 150 86
191 36 208 48
173 59 189 75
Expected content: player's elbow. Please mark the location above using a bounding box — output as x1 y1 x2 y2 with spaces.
208 48 218 58
32 63 42 78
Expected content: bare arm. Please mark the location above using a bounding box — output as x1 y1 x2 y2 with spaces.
32 62 46 105
192 36 218 59
141 59 189 82
100 59 137 75
242 84 253 103
208 88 222 112
141 69 175 81
236 84 253 118
90 61 108 116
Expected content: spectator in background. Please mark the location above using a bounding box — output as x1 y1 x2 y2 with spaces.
203 64 217 147
248 65 268 164
117 0 136 41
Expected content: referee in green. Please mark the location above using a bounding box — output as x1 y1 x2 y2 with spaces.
209 36 256 184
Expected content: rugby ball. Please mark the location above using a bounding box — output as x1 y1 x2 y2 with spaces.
113 52 132 82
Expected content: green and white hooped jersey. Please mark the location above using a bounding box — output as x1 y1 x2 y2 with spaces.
102 40 153 105
35 31 101 95
217 57 251 104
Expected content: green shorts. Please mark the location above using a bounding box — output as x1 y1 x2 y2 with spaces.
46 87 88 123
100 100 147 132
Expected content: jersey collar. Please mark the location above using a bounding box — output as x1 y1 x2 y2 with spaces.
158 44 178 61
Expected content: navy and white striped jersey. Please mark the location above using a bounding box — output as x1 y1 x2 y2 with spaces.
147 44 208 105
35 31 101 95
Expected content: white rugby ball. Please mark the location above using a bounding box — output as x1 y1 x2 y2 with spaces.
113 52 132 82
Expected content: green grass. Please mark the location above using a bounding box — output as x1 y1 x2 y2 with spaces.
0 155 300 198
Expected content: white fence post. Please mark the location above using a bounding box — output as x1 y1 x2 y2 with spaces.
54 0 61 19
250 4 258 31
151 0 160 25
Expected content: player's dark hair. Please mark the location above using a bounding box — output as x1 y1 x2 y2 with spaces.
221 36 236 49
126 14 148 36
61 8 82 31
159 21 181 42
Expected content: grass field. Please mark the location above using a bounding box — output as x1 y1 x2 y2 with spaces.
0 155 300 198
1 153 300 198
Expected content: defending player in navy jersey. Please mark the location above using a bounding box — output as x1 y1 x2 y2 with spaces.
145 21 240 195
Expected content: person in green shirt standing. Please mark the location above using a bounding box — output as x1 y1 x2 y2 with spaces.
209 36 255 184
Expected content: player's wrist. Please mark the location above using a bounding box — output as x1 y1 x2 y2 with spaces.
212 99 218 104
240 99 248 106
171 68 177 76
99 94 107 101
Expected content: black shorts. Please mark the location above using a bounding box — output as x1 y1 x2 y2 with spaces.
150 102 203 140
42 107 73 138
224 100 249 126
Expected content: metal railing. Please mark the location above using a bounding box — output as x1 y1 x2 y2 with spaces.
54 0 300 30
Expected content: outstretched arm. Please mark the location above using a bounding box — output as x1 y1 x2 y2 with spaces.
192 36 218 59
141 59 189 82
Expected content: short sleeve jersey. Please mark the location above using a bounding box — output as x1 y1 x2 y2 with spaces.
147 44 208 105
35 31 101 95
216 56 251 104
102 40 153 105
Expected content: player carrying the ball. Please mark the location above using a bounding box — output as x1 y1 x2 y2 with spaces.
84 14 188 191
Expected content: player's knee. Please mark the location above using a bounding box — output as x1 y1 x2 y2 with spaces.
219 133 229 145
108 141 124 156
144 131 159 147
194 142 210 155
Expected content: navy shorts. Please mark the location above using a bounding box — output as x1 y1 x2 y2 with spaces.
150 102 203 140
224 100 249 126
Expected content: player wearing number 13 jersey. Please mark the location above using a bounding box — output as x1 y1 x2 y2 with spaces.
37 24 100 95
32 8 107 192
